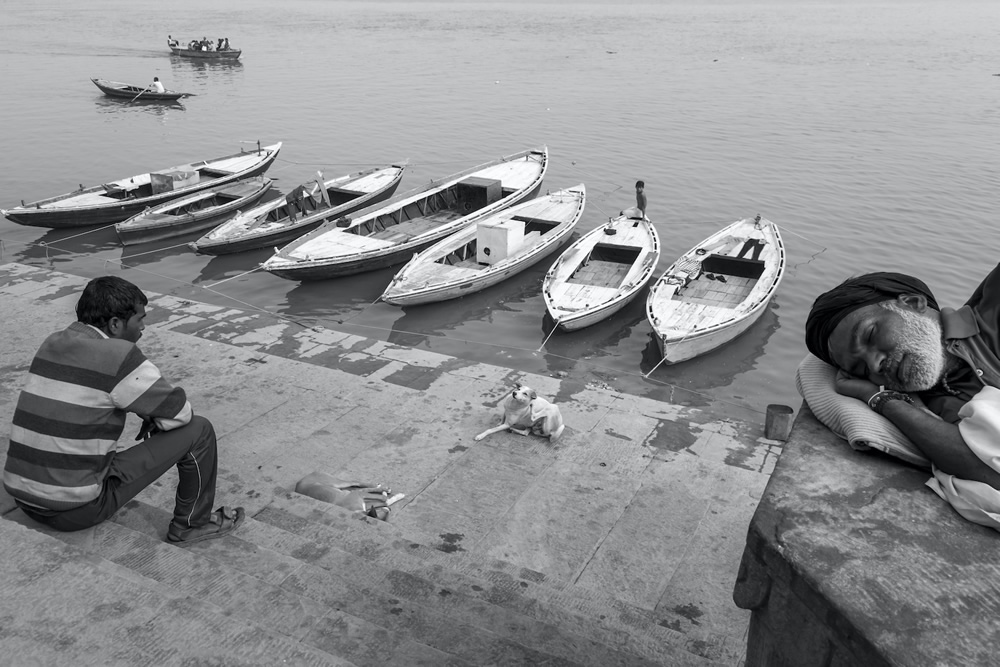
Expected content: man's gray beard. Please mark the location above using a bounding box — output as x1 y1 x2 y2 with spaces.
879 301 948 392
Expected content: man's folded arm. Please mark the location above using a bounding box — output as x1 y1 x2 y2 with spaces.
110 348 193 431
880 399 1000 488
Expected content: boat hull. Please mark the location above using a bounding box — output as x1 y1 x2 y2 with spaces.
543 213 661 332
3 143 281 228
91 78 185 101
382 185 585 306
170 46 241 60
190 166 405 255
653 303 768 364
262 148 548 281
646 215 785 364
115 178 272 246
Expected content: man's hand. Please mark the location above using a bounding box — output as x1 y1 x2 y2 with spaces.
135 418 162 441
834 370 881 403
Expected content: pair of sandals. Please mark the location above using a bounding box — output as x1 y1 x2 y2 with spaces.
704 272 727 283
167 506 245 546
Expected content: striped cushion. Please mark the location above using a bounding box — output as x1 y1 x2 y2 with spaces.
795 353 931 468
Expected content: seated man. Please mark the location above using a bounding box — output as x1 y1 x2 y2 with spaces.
805 265 1000 528
148 77 165 94
3 276 243 544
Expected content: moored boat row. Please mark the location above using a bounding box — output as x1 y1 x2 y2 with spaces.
2 139 785 364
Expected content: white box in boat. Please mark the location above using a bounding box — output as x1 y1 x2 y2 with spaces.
477 218 524 265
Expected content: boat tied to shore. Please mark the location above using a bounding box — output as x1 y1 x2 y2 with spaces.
2 142 282 228
542 209 661 331
645 214 785 365
261 147 548 281
381 184 586 306
115 176 273 246
190 165 406 255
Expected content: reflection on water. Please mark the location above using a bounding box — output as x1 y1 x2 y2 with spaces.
639 303 782 402
278 267 399 326
93 96 185 117
10 225 120 266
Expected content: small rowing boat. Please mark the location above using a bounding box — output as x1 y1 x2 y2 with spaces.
189 165 405 255
2 142 281 228
382 184 585 306
542 210 660 331
261 147 548 281
645 215 785 365
115 176 272 246
91 78 186 101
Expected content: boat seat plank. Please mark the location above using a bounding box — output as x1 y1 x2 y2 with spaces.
368 213 458 241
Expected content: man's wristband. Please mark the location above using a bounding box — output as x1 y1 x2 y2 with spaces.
867 390 914 415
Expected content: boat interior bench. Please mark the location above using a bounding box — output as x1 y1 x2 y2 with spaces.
325 186 366 197
198 167 234 178
702 254 765 280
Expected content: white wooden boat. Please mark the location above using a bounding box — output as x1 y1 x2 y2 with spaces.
645 215 785 364
115 176 272 246
3 142 281 228
189 165 405 255
382 184 585 306
542 210 660 331
260 147 548 281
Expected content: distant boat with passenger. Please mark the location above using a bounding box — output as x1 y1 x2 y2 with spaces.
167 35 241 60
91 78 187 102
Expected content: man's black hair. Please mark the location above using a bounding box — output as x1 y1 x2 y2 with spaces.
76 276 148 329
636 180 645 188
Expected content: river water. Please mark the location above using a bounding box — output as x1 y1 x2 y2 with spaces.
2 0 998 422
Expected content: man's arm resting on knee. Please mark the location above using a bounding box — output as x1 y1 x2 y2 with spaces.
880 400 1000 488
110 351 193 432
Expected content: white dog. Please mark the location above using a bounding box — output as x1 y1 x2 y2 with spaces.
475 383 565 442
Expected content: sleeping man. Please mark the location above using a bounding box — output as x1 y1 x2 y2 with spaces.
804 264 1000 529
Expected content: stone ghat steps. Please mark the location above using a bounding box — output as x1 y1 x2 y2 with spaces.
0 517 356 667
4 490 732 666
259 491 738 665
112 496 723 667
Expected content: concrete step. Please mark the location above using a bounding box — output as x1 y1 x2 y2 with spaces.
16 508 466 667
262 490 737 665
110 499 606 667
0 516 356 667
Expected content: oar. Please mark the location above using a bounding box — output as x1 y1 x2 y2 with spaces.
128 89 146 104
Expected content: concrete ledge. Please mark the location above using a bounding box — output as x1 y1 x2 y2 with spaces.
733 404 1000 666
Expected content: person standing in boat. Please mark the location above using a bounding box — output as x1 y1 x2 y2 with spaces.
148 77 165 94
635 180 647 218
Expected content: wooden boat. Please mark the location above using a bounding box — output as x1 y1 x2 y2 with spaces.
115 176 272 246
261 147 548 281
190 165 406 255
382 184 586 307
2 142 281 228
542 210 660 331
91 78 186 101
645 215 785 365
168 37 241 60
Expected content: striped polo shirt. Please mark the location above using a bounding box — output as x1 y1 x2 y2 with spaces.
4 322 192 510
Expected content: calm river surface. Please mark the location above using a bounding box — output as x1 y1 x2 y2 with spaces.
2 0 998 422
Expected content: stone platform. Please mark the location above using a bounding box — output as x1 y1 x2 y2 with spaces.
0 263 784 665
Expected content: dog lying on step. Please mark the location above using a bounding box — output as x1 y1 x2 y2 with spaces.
475 383 565 442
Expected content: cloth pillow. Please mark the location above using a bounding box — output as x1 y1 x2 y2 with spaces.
795 353 931 468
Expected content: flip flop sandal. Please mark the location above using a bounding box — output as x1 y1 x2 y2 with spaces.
167 506 245 545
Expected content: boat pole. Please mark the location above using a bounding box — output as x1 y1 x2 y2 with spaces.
128 89 146 104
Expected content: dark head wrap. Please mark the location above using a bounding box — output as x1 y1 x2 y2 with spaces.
805 272 939 365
